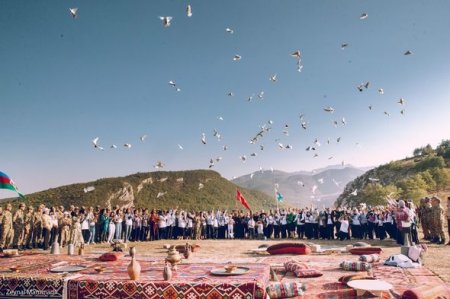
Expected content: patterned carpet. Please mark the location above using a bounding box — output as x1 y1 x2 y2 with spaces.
0 250 448 298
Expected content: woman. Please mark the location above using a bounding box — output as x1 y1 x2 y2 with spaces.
107 211 116 243
88 209 97 244
395 200 411 246
124 208 133 242
99 209 109 243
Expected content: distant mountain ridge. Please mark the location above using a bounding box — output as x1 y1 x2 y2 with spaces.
4 170 279 211
231 165 368 207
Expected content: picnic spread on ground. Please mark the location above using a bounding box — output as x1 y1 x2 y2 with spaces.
0 242 448 299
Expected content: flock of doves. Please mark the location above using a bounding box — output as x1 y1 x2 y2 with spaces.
74 4 411 198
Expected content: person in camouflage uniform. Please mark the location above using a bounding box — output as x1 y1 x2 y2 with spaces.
23 206 34 249
419 197 432 240
0 207 3 241
60 212 72 247
447 197 450 245
12 203 26 250
32 205 43 248
430 196 446 244
0 204 14 251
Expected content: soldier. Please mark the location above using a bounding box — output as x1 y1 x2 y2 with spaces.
430 196 446 244
419 197 432 240
0 207 3 241
447 197 450 246
0 204 14 251
60 212 72 247
32 205 43 248
12 203 26 250
23 206 34 249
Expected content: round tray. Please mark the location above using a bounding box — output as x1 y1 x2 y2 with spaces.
50 265 86 273
210 267 250 276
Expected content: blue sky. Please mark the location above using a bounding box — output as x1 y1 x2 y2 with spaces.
1 0 450 198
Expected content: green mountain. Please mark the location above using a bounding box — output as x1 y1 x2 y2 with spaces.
4 170 279 211
335 140 450 207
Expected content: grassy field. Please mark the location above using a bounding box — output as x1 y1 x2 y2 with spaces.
85 237 450 283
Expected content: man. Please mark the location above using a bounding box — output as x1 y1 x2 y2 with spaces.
12 203 26 250
0 204 14 251
430 197 446 244
32 205 43 248
60 212 72 247
23 206 34 249
447 197 450 245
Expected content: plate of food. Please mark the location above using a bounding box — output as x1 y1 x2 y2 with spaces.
50 265 86 273
210 265 250 276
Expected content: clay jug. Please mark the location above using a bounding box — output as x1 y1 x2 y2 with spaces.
183 243 191 259
67 244 75 255
78 244 85 256
128 246 141 280
50 241 60 255
163 261 172 281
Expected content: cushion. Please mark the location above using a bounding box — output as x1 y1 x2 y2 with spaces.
338 274 377 284
175 244 200 253
349 247 382 255
284 261 309 272
294 268 323 278
402 284 450 299
267 243 311 255
340 261 372 271
266 282 306 299
359 254 380 263
98 252 124 261
353 242 371 247
408 246 422 262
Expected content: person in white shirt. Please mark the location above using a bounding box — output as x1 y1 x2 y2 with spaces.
124 208 133 243
296 210 306 239
339 215 350 240
158 212 167 240
247 217 255 239
227 216 235 239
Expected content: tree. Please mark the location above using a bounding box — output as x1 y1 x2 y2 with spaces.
436 139 450 156
396 174 428 203
422 144 435 156
420 170 436 191
430 167 450 193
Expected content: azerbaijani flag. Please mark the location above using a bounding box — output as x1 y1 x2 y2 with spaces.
0 171 25 199
276 191 284 202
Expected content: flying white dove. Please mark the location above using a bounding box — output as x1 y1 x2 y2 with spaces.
400 109 405 115
92 137 104 150
198 183 204 190
186 5 192 17
159 16 173 27
378 88 384 95
250 173 254 179
233 54 242 61
341 43 349 50
201 133 207 145
311 185 318 194
291 50 301 59
217 116 224 121
110 145 117 149
323 106 335 113
227 92 234 97
368 177 380 182
350 189 358 196
177 144 184 150
270 74 278 82
124 143 132 148
159 177 168 183
140 135 147 142
225 28 234 34
398 98 406 105
318 178 324 184
154 161 165 169
239 155 247 162
404 50 413 55
297 181 305 187
223 145 228 151
168 80 176 87
384 111 391 117
359 13 368 20
341 117 347 125
69 8 78 18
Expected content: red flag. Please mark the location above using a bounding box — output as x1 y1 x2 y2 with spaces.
236 189 251 210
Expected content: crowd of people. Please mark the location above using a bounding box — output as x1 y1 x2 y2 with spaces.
0 196 448 251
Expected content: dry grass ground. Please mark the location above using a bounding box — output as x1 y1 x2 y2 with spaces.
86 237 450 283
